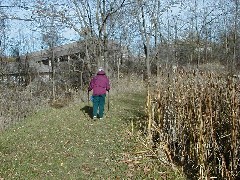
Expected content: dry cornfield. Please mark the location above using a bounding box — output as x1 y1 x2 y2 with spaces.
146 68 240 179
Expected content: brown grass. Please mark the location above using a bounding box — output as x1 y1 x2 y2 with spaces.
146 68 240 179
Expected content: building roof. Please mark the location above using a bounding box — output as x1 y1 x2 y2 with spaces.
23 41 84 63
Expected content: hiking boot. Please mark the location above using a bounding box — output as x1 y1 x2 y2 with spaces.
93 116 97 120
99 117 103 120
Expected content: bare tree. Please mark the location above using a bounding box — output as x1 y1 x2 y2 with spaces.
232 0 239 72
33 1 63 100
0 11 7 82
46 0 128 74
132 0 184 79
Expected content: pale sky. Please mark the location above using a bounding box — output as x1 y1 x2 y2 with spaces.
1 0 79 55
1 0 235 56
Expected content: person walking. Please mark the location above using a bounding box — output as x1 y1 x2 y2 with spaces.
88 67 110 120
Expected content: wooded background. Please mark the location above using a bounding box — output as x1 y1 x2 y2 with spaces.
0 0 239 79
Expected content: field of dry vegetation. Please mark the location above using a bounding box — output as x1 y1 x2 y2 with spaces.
145 67 240 179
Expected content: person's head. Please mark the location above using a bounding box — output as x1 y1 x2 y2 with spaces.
97 67 105 75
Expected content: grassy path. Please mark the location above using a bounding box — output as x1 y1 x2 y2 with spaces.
0 92 147 179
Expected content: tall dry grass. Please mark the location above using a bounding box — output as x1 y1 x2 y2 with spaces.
0 84 48 131
146 68 240 179
0 74 145 131
0 78 76 131
111 73 146 94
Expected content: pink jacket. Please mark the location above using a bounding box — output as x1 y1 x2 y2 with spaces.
88 70 110 96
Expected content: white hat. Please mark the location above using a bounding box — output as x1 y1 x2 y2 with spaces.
98 67 103 71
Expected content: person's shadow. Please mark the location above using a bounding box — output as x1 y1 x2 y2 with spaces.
81 105 93 119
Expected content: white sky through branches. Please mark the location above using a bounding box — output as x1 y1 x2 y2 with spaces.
0 0 236 56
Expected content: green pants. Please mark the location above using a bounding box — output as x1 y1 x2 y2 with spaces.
92 94 106 118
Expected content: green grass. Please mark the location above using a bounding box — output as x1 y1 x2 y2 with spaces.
0 91 185 179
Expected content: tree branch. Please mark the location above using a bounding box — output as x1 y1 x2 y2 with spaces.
98 0 126 36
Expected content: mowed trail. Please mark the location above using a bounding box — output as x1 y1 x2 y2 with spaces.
0 92 146 179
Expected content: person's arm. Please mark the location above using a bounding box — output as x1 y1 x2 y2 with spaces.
88 78 94 91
